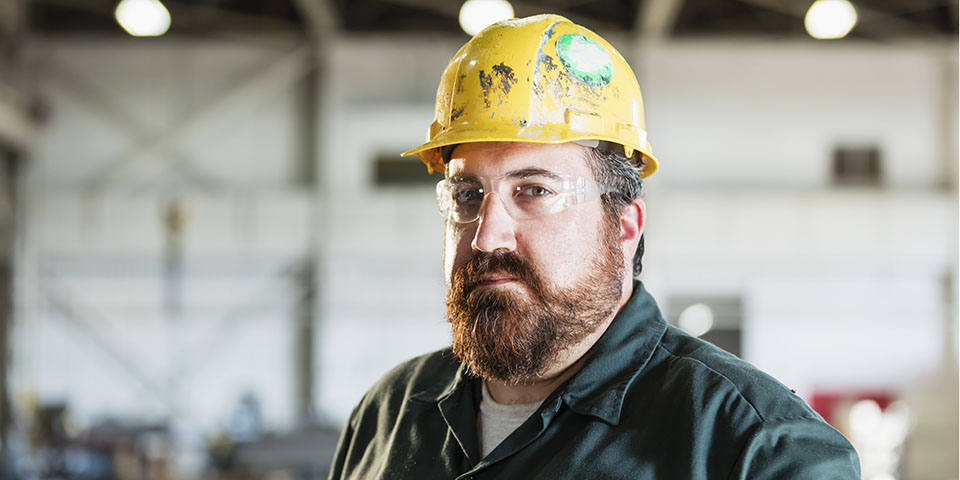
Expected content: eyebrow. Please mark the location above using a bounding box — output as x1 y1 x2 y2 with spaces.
504 167 562 180
450 168 562 182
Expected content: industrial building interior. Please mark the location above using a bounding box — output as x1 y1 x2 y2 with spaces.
0 0 956 478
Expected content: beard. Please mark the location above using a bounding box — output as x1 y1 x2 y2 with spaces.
446 219 625 384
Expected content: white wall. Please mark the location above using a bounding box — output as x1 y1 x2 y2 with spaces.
315 107 451 420
638 41 954 188
15 38 314 437
642 189 953 398
14 34 958 445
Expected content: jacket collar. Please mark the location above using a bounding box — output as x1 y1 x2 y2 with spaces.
557 281 666 425
409 350 475 404
409 352 483 463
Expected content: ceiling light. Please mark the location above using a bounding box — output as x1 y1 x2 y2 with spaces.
115 0 171 37
459 0 514 36
677 303 714 337
804 0 858 40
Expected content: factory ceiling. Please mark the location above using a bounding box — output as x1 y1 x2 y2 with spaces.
21 0 959 40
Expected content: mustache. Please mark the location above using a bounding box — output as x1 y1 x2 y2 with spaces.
454 251 543 293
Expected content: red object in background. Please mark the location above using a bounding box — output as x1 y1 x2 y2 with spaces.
811 391 896 426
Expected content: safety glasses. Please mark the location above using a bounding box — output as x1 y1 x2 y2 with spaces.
436 171 618 224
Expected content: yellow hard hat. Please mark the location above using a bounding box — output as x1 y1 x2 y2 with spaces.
402 14 658 178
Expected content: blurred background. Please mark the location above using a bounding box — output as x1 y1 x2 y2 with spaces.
0 0 956 479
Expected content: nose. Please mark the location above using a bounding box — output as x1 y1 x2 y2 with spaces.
471 192 518 253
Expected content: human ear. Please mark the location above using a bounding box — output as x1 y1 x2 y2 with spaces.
619 197 645 253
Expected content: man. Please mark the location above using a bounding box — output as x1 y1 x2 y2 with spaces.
329 14 860 479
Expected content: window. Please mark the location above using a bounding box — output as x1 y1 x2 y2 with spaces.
372 155 437 187
832 145 882 186
667 295 742 357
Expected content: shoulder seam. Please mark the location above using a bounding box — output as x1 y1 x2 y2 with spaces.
656 342 763 422
655 342 820 424
723 414 845 480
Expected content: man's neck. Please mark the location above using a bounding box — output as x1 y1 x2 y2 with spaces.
484 353 589 405
484 281 635 405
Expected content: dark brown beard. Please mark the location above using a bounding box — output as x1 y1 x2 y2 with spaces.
446 220 625 384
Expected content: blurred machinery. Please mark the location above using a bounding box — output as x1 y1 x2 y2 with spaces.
208 426 341 480
20 402 172 480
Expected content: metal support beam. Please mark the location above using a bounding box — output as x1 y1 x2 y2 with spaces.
0 88 35 155
377 0 628 33
36 0 302 34
0 151 17 476
39 257 314 422
519 3 626 32
0 0 30 146
0 2 25 466
162 199 185 321
168 262 312 387
41 279 173 409
80 45 314 193
293 47 320 423
638 0 684 39
736 0 949 38
291 0 339 36
937 47 958 189
372 0 628 32
377 0 459 19
0 0 25 47
294 263 315 423
43 62 223 191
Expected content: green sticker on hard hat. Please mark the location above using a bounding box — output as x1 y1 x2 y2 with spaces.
555 34 613 87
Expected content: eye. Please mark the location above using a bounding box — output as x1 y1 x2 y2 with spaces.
518 184 553 198
453 186 483 204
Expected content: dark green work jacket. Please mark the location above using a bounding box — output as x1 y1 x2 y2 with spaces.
329 282 861 479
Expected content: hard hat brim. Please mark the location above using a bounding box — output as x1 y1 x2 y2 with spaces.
402 130 658 178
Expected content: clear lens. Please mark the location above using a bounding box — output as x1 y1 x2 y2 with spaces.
437 178 485 223
436 173 615 223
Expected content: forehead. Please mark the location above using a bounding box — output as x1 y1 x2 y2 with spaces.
445 142 593 178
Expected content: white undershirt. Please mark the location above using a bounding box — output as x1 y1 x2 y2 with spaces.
477 381 544 458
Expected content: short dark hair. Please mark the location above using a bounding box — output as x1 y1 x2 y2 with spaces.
584 146 645 277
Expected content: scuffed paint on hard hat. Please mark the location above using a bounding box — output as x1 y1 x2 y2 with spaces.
556 34 613 87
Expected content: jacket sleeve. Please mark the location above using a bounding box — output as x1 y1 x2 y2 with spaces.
327 418 355 480
327 400 365 480
726 416 862 480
